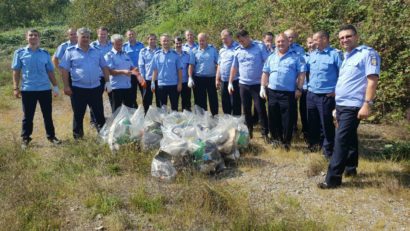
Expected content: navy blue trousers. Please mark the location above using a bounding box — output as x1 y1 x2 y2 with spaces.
325 106 360 186
267 89 296 145
111 88 133 113
90 78 106 125
193 76 218 115
240 84 268 136
130 74 139 108
158 85 179 111
299 89 309 139
21 90 55 140
307 91 335 157
139 80 160 113
71 86 105 139
221 80 241 116
179 82 191 111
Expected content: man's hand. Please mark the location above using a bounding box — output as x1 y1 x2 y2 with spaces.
151 82 155 92
188 76 195 88
228 82 234 95
357 103 371 119
215 77 221 90
177 83 182 92
326 92 335 97
105 82 112 93
52 86 59 97
259 86 267 99
64 86 72 96
13 89 21 98
295 89 302 99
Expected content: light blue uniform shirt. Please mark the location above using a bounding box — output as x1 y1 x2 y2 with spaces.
151 49 183 86
232 41 269 85
54 40 76 60
263 49 306 91
189 44 218 77
104 49 134 90
12 46 54 91
122 41 144 66
138 47 160 81
307 46 343 94
290 43 305 56
176 50 190 83
336 45 381 108
303 52 311 90
59 45 108 89
218 41 239 82
182 42 198 53
91 40 112 77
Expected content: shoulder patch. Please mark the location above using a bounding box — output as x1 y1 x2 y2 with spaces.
370 55 377 66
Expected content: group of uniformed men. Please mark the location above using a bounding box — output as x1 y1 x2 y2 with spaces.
11 24 380 188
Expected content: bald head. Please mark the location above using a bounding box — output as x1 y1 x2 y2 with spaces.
220 29 233 46
284 29 298 44
198 33 208 49
67 28 78 44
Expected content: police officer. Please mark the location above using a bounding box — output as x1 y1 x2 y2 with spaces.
188 33 219 115
263 32 275 54
90 27 112 125
216 29 241 116
59 28 111 139
174 36 192 111
229 30 269 141
12 29 61 148
105 34 143 112
300 36 317 142
52 28 77 71
123 29 145 108
183 30 198 53
138 34 161 113
319 25 380 189
151 34 183 111
306 31 343 156
260 33 306 151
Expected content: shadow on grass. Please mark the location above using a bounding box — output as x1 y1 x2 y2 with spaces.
341 170 410 189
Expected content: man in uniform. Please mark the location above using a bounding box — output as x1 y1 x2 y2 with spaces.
104 34 143 112
123 29 145 108
229 30 269 141
306 31 342 156
263 32 275 54
260 33 306 151
53 28 77 71
138 34 161 112
59 28 111 139
183 30 198 53
174 36 192 111
319 24 380 188
151 34 183 111
90 27 112 125
216 29 241 116
12 29 61 148
188 33 219 115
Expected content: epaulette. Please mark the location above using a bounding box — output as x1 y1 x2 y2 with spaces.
38 48 50 54
16 48 25 53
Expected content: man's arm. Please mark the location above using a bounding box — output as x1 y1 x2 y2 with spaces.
215 65 221 89
61 69 72 96
52 56 59 70
357 75 378 119
12 70 21 98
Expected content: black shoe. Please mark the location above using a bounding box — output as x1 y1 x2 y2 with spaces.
271 140 281 149
48 137 62 145
21 137 32 150
262 135 270 144
317 181 340 189
282 144 290 152
344 169 357 177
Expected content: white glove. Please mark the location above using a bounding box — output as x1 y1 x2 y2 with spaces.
227 82 234 94
105 82 112 93
259 86 267 99
52 85 59 96
151 82 156 92
187 76 195 88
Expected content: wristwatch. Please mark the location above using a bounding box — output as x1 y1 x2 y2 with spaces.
364 100 374 105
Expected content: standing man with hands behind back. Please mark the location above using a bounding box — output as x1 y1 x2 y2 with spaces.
12 29 61 149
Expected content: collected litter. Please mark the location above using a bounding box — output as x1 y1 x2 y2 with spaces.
100 105 250 179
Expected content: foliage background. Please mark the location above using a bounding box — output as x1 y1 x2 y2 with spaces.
0 0 408 121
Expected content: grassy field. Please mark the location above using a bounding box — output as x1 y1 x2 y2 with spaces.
0 57 409 230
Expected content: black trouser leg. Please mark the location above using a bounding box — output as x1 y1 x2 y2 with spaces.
268 91 282 142
71 87 89 138
300 89 308 139
193 76 207 111
240 84 268 136
130 74 138 108
87 87 106 132
325 106 360 186
141 80 155 113
205 77 218 116
307 92 321 147
90 77 105 124
21 91 37 140
180 82 191 111
37 90 55 139
268 90 295 145
251 85 268 136
221 80 241 116
111 88 133 113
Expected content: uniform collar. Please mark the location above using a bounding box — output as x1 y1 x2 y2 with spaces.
67 40 77 46
223 41 238 49
24 45 40 52
148 46 158 52
94 40 111 47
184 42 198 48
316 46 331 53
75 44 95 52
111 48 123 54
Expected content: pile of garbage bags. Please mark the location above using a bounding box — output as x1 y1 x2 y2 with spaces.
100 105 250 180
